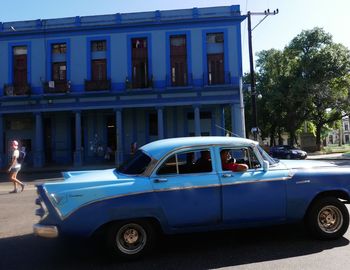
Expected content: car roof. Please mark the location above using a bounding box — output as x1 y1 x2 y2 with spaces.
140 136 257 160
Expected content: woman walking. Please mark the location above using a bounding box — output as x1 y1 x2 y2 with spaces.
8 140 25 193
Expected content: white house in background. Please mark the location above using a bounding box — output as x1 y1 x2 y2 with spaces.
326 116 350 145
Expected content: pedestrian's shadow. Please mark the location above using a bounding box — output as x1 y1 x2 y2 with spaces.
0 225 348 270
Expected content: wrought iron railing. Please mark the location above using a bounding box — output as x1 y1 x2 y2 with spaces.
43 80 70 93
84 79 111 91
4 83 31 96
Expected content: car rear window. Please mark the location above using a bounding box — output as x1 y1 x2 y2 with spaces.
118 150 151 175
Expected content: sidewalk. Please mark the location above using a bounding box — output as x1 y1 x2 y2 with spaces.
307 152 350 160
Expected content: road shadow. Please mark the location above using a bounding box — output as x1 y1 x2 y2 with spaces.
0 224 348 270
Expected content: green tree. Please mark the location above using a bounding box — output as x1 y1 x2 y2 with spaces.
287 28 350 150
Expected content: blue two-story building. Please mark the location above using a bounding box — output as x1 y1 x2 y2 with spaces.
0 5 246 168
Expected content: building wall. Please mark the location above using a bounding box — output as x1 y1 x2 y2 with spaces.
0 6 246 167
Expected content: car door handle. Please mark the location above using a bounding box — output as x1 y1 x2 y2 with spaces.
153 178 168 183
222 173 233 178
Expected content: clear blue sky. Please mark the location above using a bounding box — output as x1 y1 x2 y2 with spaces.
2 0 349 72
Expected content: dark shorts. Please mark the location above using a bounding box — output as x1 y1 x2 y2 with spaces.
10 167 20 173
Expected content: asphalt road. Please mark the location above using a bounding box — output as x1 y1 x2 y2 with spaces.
1 159 350 270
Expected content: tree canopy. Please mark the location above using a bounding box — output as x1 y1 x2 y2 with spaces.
245 27 350 150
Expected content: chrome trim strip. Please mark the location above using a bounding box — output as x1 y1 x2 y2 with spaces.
33 224 59 238
222 176 292 186
296 180 311 184
59 176 292 220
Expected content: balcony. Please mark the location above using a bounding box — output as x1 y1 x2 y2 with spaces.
85 79 111 91
4 83 31 96
126 76 153 90
43 80 70 94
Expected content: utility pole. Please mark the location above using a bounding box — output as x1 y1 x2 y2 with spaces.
247 9 278 141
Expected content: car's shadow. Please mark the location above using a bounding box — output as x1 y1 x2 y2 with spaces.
0 224 348 270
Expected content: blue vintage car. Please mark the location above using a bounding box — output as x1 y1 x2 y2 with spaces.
33 136 350 259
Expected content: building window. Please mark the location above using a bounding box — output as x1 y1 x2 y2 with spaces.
170 35 187 86
149 113 158 136
13 46 28 86
206 33 224 85
91 59 107 81
90 40 107 81
52 43 66 54
132 38 149 88
345 123 349 131
91 40 106 52
51 43 67 81
52 62 66 81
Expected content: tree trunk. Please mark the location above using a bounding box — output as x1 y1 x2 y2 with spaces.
269 126 276 146
278 129 283 145
339 127 343 146
315 124 322 151
289 132 295 147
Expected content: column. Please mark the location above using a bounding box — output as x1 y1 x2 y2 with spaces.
115 109 123 166
34 112 44 167
73 110 82 166
230 104 235 137
0 114 4 168
194 105 201 136
157 107 164 139
220 106 226 136
231 103 245 138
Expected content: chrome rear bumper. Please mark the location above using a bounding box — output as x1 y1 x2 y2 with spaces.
33 224 58 238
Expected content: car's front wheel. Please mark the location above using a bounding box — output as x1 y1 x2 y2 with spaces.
306 197 349 239
105 220 156 260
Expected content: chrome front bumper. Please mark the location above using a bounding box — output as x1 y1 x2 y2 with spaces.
33 224 59 238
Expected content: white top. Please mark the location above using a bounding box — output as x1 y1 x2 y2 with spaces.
12 149 21 168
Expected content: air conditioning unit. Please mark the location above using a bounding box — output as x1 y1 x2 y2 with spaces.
48 81 55 88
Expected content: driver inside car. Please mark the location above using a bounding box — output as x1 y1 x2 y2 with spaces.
220 149 248 172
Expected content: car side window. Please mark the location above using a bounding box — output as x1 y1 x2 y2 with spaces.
222 147 261 170
157 149 212 175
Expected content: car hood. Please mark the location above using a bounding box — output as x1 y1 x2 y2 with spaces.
279 159 337 169
39 169 152 219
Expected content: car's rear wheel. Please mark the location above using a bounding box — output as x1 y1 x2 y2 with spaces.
306 197 349 239
105 220 156 260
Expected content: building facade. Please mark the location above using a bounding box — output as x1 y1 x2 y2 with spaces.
327 116 350 145
0 6 246 168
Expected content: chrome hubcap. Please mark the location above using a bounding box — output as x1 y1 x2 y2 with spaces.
318 205 343 234
123 228 139 244
116 223 147 255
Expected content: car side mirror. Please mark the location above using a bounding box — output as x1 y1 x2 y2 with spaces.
262 160 269 171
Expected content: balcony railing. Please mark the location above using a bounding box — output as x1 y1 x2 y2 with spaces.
4 83 31 96
126 76 153 90
85 79 111 91
43 80 70 93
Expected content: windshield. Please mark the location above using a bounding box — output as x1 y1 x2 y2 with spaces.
118 150 152 175
257 145 278 165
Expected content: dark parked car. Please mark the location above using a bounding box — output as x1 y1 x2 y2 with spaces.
269 145 307 159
